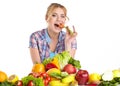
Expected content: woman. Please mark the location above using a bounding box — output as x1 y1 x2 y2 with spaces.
29 3 77 64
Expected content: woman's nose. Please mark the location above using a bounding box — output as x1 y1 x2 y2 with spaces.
57 16 61 21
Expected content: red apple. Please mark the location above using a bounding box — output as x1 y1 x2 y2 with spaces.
75 69 89 85
63 64 76 74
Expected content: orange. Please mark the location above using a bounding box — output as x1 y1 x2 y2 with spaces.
0 71 7 82
32 63 45 73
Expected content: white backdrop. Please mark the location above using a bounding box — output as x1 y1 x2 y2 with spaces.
0 0 120 78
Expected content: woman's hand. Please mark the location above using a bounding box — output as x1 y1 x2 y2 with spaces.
65 26 77 54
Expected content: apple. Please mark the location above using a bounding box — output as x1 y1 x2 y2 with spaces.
63 64 76 74
75 69 89 85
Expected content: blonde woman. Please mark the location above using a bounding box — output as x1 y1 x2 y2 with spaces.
29 3 77 64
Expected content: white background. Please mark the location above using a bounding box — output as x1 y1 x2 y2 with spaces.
0 0 120 78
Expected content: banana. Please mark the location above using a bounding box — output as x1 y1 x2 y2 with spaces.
49 80 69 86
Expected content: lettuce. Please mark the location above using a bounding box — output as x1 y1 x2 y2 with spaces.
21 75 44 86
55 51 71 70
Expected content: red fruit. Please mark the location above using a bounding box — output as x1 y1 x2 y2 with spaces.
85 83 97 86
16 80 23 86
39 72 51 86
27 80 34 86
75 69 89 85
45 63 57 71
28 72 41 78
63 64 76 74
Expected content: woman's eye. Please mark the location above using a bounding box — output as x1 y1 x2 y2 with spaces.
61 15 65 18
52 14 57 17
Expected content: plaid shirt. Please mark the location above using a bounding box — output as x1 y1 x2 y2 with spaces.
29 28 77 62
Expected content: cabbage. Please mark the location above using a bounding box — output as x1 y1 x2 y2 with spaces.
55 51 71 70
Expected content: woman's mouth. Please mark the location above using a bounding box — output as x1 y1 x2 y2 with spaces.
54 23 64 29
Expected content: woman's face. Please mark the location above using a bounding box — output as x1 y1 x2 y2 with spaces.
46 7 66 33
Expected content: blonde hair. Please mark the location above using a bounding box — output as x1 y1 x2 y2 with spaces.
45 3 67 20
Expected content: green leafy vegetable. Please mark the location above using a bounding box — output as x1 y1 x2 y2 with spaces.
0 81 13 86
49 72 68 79
56 51 71 70
21 75 44 86
42 58 53 66
98 77 120 86
68 57 81 69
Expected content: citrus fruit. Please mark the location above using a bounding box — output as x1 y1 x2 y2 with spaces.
112 69 120 78
7 74 19 83
0 71 7 82
32 63 45 73
89 73 101 83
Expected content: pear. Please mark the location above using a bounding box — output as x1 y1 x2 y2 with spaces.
62 74 75 84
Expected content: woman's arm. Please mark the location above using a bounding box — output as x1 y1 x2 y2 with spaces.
65 26 77 57
30 48 41 64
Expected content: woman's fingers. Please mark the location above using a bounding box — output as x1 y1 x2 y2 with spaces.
72 25 75 33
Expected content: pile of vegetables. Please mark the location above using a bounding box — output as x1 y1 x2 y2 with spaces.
42 51 81 70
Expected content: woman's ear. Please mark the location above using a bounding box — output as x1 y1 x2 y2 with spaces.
46 16 49 22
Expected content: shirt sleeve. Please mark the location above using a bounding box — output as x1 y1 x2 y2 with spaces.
29 33 38 48
71 39 77 49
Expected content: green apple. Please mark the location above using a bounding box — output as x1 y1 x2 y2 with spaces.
112 69 120 78
61 74 75 84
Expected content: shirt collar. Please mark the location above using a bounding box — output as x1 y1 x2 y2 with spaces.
45 29 64 43
45 29 51 43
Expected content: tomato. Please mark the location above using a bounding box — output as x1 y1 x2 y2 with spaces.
59 23 64 28
16 80 23 86
39 72 51 86
27 80 35 86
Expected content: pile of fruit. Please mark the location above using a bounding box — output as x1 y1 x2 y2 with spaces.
1 51 120 86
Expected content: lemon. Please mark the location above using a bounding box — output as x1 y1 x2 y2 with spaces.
112 69 120 78
89 73 101 83
8 74 19 83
